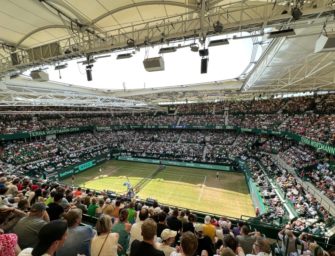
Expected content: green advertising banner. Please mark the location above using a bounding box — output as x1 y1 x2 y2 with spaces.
58 153 110 180
117 156 231 171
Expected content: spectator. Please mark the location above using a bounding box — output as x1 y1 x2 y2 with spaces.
157 211 168 238
57 208 95 256
278 227 302 256
0 229 21 256
46 192 64 221
224 235 245 256
112 209 131 256
18 220 68 256
167 208 182 234
91 214 119 256
73 187 82 198
13 203 49 249
95 198 105 218
171 231 198 256
129 208 149 254
72 197 87 214
203 216 216 243
194 224 215 256
127 201 136 224
237 225 257 254
130 218 164 256
221 247 238 256
112 200 122 221
102 198 114 217
156 229 177 256
247 237 271 256
87 197 99 217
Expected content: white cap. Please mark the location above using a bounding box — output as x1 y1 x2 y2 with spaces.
161 229 177 241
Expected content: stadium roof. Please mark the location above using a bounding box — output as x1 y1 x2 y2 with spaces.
0 0 335 107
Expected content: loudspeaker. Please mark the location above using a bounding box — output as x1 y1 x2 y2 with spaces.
143 57 164 72
86 67 92 81
201 58 208 74
30 71 49 81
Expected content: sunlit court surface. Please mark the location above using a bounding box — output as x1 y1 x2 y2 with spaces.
63 160 255 218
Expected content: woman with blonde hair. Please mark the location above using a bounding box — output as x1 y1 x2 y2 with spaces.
91 215 119 256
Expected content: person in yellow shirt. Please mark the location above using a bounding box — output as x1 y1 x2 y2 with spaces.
202 216 216 243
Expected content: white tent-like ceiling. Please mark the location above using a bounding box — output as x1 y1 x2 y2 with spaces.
0 0 335 107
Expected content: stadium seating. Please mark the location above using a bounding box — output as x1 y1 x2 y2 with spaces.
0 94 335 254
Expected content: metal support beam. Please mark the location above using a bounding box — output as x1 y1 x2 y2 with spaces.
0 1 333 76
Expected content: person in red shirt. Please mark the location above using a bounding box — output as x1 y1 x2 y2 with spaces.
73 187 82 198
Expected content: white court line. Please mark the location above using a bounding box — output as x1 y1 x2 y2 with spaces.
198 175 207 202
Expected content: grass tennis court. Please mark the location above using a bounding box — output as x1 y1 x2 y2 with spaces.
63 160 255 218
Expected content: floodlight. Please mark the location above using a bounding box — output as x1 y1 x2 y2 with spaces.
199 49 209 57
117 53 133 59
268 28 295 38
190 43 199 52
54 63 68 70
208 38 229 47
159 46 177 54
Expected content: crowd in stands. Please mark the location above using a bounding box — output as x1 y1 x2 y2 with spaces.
0 133 109 177
244 151 334 241
301 162 335 204
278 146 317 170
0 94 335 255
0 172 333 256
1 94 335 145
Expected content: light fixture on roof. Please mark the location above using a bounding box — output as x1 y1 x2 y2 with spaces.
208 38 229 47
116 53 133 59
233 32 264 40
199 48 209 57
158 46 177 54
190 43 199 52
127 38 135 47
314 33 335 53
267 28 295 39
54 63 68 70
291 6 302 20
213 21 224 33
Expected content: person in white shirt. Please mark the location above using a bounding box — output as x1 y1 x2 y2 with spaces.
128 208 149 254
91 214 119 256
156 229 177 256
